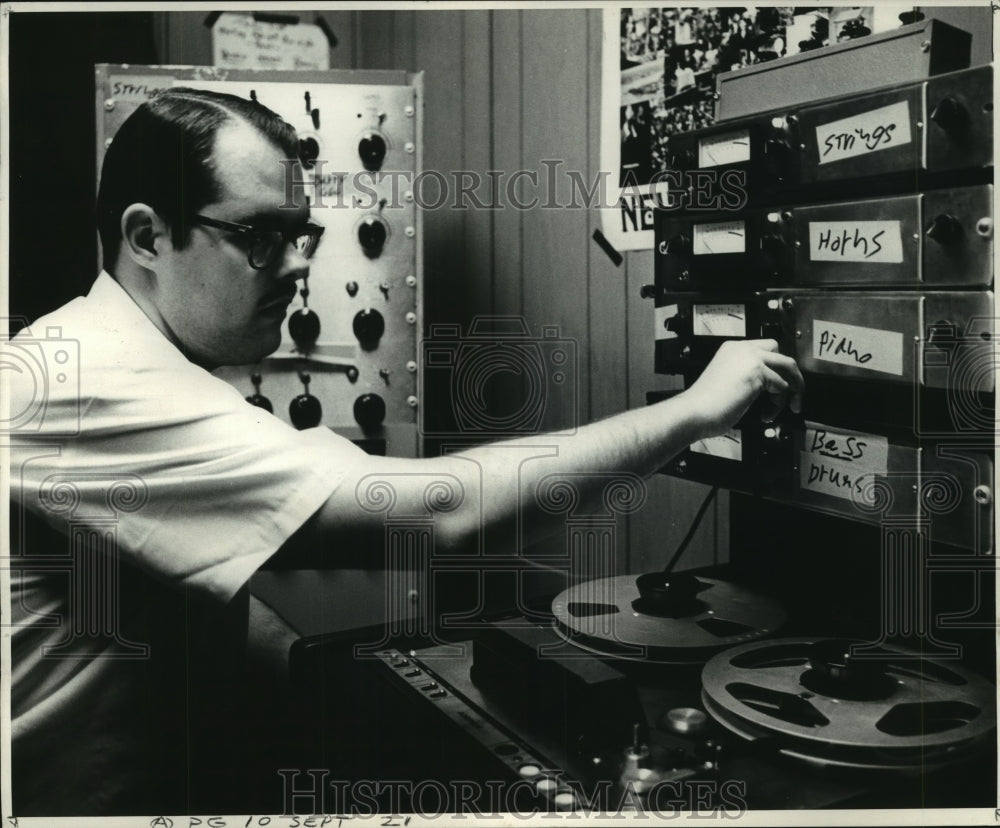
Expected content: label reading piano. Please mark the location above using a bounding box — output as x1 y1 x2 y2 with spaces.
693 304 746 338
808 221 904 263
815 101 912 165
812 319 904 375
800 424 888 502
693 221 746 255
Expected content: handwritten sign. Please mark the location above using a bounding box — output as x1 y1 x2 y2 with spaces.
110 76 171 103
816 101 911 165
800 424 888 502
809 221 903 263
693 221 746 255
654 304 679 341
212 13 329 70
813 319 903 376
693 304 746 338
699 129 751 168
691 429 742 461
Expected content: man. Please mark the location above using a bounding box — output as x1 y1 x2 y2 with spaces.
6 88 802 815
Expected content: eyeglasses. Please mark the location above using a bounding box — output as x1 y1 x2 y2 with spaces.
191 214 325 270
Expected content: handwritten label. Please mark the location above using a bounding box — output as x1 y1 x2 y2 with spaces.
691 429 742 461
699 129 751 168
801 425 888 502
809 221 903 263
110 76 171 103
816 101 911 165
654 304 679 341
813 319 903 376
693 221 746 255
693 304 746 338
212 12 329 70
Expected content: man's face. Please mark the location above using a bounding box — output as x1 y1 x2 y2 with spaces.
155 119 311 368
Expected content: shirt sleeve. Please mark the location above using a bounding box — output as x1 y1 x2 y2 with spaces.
9 320 365 604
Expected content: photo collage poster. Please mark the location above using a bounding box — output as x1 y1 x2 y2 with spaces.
600 6 915 252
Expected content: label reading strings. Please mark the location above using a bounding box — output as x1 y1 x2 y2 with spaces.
693 221 746 255
691 429 742 461
693 304 746 338
809 221 903 263
813 319 903 375
801 425 888 502
698 129 751 168
816 101 911 165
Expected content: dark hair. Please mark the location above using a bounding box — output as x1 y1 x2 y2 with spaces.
96 87 299 267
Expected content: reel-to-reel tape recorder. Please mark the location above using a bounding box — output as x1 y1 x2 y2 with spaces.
288 564 997 815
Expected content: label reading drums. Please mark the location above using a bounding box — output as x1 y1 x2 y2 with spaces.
800 425 888 502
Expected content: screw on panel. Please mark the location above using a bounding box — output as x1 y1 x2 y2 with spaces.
974 485 992 506
976 218 993 238
405 226 416 238
920 40 931 52
405 105 415 117
406 361 417 373
404 142 415 154
405 312 417 324
407 395 418 408
405 275 417 287
104 99 115 111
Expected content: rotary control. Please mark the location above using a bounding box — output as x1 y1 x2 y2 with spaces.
289 371 322 430
353 308 385 349
358 216 388 258
359 131 388 172
288 282 321 350
298 136 321 169
664 234 692 255
353 393 386 429
245 372 273 413
925 213 964 245
930 96 969 135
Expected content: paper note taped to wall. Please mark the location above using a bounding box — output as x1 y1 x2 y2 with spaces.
800 424 888 502
813 318 904 375
691 429 742 461
816 101 911 165
213 12 329 70
809 221 903 263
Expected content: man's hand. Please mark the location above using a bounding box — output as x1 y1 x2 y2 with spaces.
677 339 804 436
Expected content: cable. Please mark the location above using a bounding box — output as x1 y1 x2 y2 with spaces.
662 486 719 574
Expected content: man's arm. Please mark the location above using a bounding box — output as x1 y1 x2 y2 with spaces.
289 339 802 563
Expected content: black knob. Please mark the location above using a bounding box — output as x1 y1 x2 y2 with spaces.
358 132 388 172
354 393 386 428
925 213 964 245
353 308 385 348
246 393 273 413
299 136 321 169
358 216 388 258
760 234 787 256
665 234 692 255
288 308 321 348
930 96 969 134
289 393 322 429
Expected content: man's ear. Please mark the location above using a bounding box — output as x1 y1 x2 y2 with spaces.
120 204 169 269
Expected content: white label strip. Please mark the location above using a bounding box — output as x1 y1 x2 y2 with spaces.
691 429 742 461
698 128 751 168
816 101 911 165
693 221 746 255
109 75 173 103
693 304 746 338
808 221 904 263
654 303 679 341
812 318 904 376
800 425 889 502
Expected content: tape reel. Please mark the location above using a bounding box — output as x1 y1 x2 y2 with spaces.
551 575 786 664
701 637 997 772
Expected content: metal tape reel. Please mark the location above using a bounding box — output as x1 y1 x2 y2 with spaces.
551 576 786 664
701 637 997 772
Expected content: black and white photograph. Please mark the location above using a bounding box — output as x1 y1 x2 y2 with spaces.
2 3 997 826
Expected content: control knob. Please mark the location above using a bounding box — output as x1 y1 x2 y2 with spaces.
358 216 388 258
354 393 386 429
289 372 322 430
353 308 386 349
930 96 969 134
245 372 273 413
358 132 388 172
925 213 964 245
